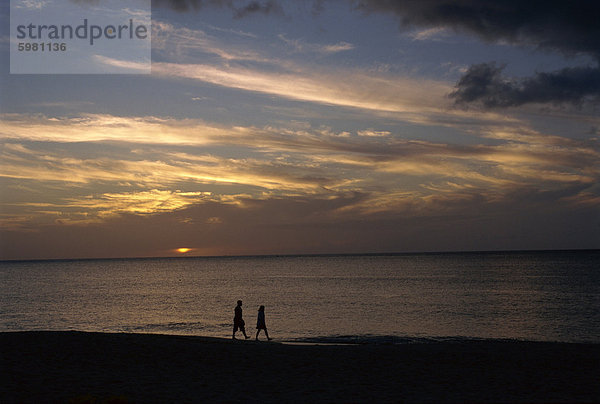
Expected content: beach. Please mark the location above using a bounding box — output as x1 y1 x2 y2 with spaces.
2 331 599 403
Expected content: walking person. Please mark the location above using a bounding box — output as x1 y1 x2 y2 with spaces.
255 305 272 341
233 300 249 340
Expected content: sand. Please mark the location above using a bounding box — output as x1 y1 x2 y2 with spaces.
1 331 599 403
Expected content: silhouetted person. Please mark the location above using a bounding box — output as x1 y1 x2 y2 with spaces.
255 305 272 341
233 300 249 339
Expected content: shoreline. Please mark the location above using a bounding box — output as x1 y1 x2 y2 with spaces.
2 331 599 403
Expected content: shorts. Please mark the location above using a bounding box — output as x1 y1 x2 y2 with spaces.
233 319 245 332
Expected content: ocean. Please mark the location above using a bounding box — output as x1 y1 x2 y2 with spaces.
1 250 598 343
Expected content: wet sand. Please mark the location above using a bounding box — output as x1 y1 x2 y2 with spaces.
2 331 599 403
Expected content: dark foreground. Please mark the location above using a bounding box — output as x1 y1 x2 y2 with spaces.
1 331 599 403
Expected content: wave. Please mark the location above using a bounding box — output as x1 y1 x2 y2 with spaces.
118 322 214 334
283 334 530 345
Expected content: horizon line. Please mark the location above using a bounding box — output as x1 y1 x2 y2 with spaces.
1 248 598 264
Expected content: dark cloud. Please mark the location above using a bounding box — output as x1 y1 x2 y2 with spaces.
151 0 283 16
353 0 600 59
232 0 283 18
151 0 201 12
352 0 600 108
450 62 600 107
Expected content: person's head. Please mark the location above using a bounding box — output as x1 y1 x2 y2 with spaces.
237 300 242 306
259 305 265 311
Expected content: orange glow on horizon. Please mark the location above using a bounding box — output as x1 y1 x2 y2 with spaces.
176 248 191 253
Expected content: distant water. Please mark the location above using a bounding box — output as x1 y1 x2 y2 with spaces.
1 251 598 343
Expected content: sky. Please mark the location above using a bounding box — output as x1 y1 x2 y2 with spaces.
0 0 599 260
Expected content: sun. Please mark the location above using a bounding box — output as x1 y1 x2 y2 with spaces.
176 248 191 253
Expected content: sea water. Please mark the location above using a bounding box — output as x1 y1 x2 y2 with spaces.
1 251 598 343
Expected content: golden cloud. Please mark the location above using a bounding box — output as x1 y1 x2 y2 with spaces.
1 113 598 228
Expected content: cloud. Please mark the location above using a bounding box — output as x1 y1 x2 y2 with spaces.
352 0 600 108
2 129 598 259
149 19 597 119
151 0 284 17
93 56 150 74
278 34 354 54
0 113 233 145
205 24 258 38
408 27 449 41
3 184 598 259
357 129 390 137
152 21 268 62
450 63 600 108
2 113 598 233
353 0 600 59
151 23 488 125
232 0 282 18
3 114 597 184
19 0 48 10
153 1 600 109
2 190 217 227
152 55 518 127
63 189 219 219
151 61 452 116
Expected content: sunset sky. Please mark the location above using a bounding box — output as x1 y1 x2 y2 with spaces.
1 0 599 260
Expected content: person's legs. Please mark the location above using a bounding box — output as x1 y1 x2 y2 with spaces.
265 329 271 340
